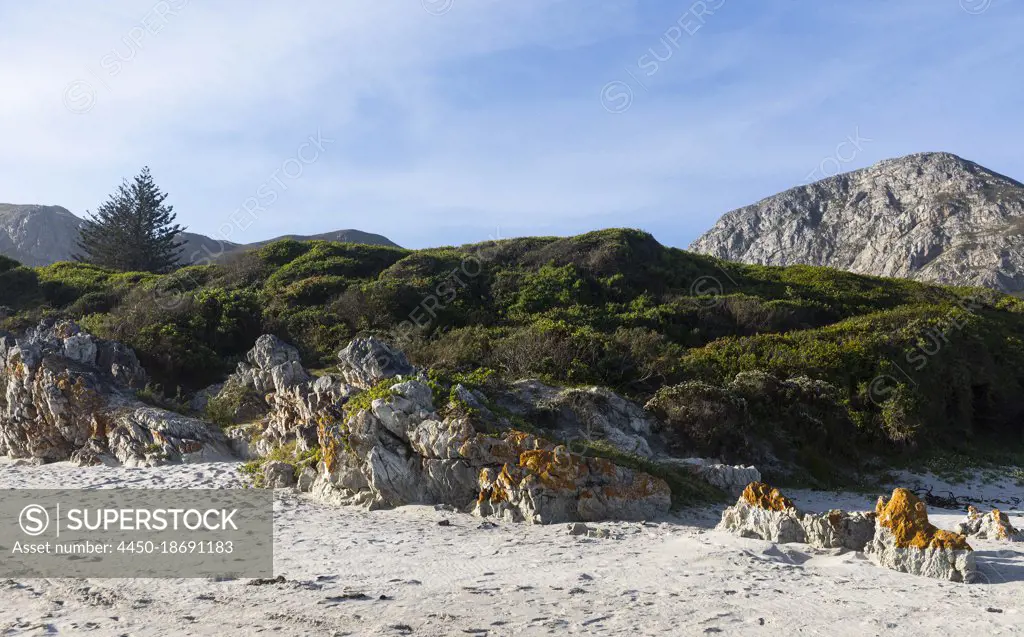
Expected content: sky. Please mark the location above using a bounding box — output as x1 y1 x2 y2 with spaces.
0 0 1021 250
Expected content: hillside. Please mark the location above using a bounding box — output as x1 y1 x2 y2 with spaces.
2 228 1023 484
0 204 398 266
691 153 1024 293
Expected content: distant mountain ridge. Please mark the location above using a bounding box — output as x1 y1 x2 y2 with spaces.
690 152 1024 294
0 204 400 267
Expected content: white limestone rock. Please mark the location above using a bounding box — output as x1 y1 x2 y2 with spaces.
801 510 876 551
955 506 1023 542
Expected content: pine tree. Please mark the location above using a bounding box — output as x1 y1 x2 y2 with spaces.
76 167 184 273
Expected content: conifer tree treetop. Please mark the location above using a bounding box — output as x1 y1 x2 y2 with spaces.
75 167 184 273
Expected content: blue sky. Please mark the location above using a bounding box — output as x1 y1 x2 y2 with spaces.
0 0 1020 249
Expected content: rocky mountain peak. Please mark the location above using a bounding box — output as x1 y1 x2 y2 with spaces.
690 152 1024 293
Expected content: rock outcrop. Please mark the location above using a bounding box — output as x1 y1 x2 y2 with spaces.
800 509 876 551
665 458 761 497
496 380 659 458
211 334 352 456
691 152 1024 293
223 336 682 523
956 506 1023 542
0 320 235 466
336 337 414 390
315 379 672 523
864 489 976 582
718 482 875 551
717 482 807 544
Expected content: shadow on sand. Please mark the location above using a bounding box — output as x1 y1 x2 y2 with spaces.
974 549 1024 584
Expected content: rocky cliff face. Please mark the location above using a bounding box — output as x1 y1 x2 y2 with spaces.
691 153 1024 293
0 205 84 267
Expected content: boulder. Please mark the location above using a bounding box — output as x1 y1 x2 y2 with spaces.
337 337 414 390
864 489 976 582
716 482 807 544
801 509 876 551
0 321 231 466
496 380 657 458
955 506 1023 542
109 407 236 467
296 466 317 492
472 433 671 524
263 460 297 489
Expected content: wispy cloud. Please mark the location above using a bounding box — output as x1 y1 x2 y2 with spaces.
0 0 1020 249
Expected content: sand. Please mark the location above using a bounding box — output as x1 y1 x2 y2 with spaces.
0 459 1021 636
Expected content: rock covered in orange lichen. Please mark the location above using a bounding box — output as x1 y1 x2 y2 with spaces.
956 505 1022 542
472 431 670 524
864 488 977 582
741 482 795 512
717 481 806 543
874 489 972 550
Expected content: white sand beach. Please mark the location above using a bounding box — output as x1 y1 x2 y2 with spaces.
0 460 1021 637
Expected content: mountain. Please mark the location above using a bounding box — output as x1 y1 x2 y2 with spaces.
0 204 83 267
690 152 1024 293
0 204 399 267
239 229 400 250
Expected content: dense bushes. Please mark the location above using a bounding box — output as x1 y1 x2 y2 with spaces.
3 228 1023 475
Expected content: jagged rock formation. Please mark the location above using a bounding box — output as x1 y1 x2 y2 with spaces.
335 337 414 390
211 334 352 457
0 320 235 466
718 482 876 551
0 203 399 267
717 482 807 544
494 380 659 459
222 334 747 523
956 506 1023 542
320 373 672 523
865 489 976 582
691 152 1024 293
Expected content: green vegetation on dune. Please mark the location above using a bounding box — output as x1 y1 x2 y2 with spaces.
2 228 1022 480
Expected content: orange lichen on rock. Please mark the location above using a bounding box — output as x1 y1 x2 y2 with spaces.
599 472 671 501
519 446 584 491
875 489 972 551
741 482 795 511
317 413 344 474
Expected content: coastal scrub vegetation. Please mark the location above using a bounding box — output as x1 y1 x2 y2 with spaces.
2 228 1022 480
